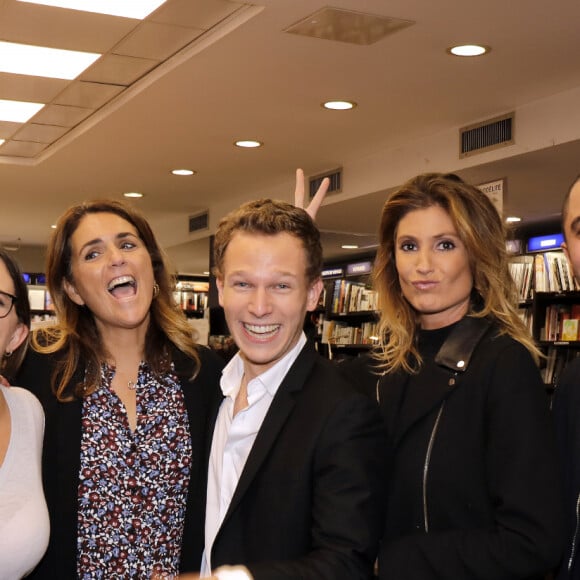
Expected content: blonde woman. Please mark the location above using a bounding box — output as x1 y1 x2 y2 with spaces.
372 173 564 579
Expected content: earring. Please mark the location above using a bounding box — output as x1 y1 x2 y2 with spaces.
153 282 160 299
4 350 12 358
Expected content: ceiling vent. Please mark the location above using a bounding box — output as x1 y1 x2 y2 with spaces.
285 7 414 46
309 168 342 199
188 211 209 233
459 113 514 158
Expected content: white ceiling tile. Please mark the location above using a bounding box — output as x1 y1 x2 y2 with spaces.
81 54 158 86
151 0 244 30
0 2 138 52
114 21 204 60
55 81 124 108
32 104 92 127
13 123 69 143
0 72 67 103
0 139 47 157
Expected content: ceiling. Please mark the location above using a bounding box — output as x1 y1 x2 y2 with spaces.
1 0 580 275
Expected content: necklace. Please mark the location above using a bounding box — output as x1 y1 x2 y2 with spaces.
127 380 138 390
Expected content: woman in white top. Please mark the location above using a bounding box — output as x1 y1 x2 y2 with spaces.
0 249 49 579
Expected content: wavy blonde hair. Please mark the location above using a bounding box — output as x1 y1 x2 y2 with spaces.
373 172 540 373
33 199 200 401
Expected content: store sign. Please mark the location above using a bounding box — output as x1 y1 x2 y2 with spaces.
322 267 344 278
527 233 564 252
346 261 372 275
477 178 505 215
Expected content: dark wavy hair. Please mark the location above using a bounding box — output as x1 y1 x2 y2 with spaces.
33 199 200 400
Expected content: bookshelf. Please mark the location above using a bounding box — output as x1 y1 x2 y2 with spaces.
317 257 379 358
510 246 580 387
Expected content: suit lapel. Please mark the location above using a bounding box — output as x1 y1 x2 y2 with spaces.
219 343 317 527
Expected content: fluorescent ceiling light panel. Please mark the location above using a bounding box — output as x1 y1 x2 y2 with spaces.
0 41 100 80
0 99 45 122
17 0 168 19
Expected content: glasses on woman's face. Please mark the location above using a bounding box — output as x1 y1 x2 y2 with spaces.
0 290 17 319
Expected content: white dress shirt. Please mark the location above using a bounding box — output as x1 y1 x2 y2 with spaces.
201 333 307 579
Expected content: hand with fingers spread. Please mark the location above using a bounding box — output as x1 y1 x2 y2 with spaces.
294 168 329 220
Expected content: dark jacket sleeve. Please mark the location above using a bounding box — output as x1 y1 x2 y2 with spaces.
553 357 580 580
381 340 565 580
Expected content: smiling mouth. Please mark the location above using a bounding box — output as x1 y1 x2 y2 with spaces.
107 275 137 297
243 323 280 338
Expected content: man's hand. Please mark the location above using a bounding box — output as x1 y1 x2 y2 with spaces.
294 168 329 220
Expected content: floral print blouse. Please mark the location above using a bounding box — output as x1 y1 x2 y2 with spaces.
77 362 192 579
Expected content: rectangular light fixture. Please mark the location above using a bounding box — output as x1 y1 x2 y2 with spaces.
0 41 100 80
0 99 45 123
17 0 168 19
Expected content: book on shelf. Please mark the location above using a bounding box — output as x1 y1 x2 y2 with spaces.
330 279 377 314
509 255 534 301
561 318 579 341
320 319 378 345
533 251 575 293
541 303 580 341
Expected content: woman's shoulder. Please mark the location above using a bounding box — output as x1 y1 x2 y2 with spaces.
1 385 44 420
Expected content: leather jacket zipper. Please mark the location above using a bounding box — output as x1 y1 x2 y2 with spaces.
423 401 445 533
568 492 580 572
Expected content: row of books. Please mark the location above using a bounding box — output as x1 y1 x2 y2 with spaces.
533 251 578 293
320 319 379 345
541 303 580 341
509 256 534 301
328 279 378 314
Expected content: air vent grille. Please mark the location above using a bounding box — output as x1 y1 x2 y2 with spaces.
309 168 342 199
188 211 209 233
459 113 514 158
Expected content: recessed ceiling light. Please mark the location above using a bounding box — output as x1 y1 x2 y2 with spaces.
0 139 5 147
506 216 521 223
448 44 489 57
341 244 360 249
171 169 196 176
235 140 262 148
0 41 100 80
16 0 168 19
50 224 57 229
323 100 356 110
123 192 144 198
0 99 45 123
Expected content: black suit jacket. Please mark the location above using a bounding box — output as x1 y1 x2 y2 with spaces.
15 345 224 578
210 341 386 580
